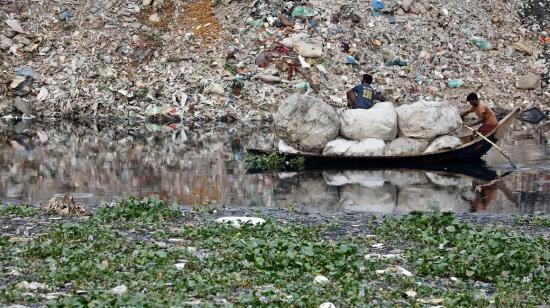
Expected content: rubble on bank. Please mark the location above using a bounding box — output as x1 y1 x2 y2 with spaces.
0 0 549 123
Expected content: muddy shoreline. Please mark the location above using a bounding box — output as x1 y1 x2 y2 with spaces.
2 205 549 240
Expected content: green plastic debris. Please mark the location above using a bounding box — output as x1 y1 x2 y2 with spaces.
471 36 492 50
248 19 263 28
293 82 310 91
447 79 465 88
129 110 137 126
385 58 408 67
145 105 164 115
292 6 316 17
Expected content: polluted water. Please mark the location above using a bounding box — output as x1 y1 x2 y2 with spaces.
1 121 549 215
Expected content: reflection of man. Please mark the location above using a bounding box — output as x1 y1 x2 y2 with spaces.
231 137 244 161
471 184 497 212
347 74 375 109
469 176 518 213
460 92 497 135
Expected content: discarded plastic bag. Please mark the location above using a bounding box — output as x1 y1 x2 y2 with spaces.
520 107 547 124
385 58 408 67
372 0 385 10
255 51 269 68
371 0 384 16
292 6 316 17
471 36 492 50
345 56 360 66
145 105 177 116
293 82 310 91
447 79 464 88
294 39 323 58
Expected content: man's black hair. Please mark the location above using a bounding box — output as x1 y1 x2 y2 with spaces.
362 74 373 84
467 92 479 102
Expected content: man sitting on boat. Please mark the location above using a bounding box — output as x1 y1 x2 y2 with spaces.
461 92 497 135
347 74 375 109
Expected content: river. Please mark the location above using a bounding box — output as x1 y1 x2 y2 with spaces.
1 120 549 215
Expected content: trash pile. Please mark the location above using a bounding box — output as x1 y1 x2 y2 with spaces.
0 0 548 124
274 93 463 156
42 193 90 216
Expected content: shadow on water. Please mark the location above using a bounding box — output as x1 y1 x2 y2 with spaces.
0 120 549 215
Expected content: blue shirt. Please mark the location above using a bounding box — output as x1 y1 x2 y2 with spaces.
352 83 375 109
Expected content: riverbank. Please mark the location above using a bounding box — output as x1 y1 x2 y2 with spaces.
1 199 548 306
1 0 549 123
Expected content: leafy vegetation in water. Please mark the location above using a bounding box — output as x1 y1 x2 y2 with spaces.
373 212 550 306
512 214 550 227
95 197 180 223
246 153 305 172
0 202 548 307
0 204 39 217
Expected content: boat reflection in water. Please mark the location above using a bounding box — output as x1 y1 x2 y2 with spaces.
245 168 523 214
1 121 548 215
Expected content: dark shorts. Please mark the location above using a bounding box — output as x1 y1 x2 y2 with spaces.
478 124 497 135
356 99 374 109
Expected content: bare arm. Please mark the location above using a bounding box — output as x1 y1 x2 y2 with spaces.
460 109 472 119
467 110 485 126
471 118 483 126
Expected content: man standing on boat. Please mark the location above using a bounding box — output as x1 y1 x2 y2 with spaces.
461 92 498 135
347 74 375 109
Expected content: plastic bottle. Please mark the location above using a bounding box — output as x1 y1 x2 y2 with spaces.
447 79 464 88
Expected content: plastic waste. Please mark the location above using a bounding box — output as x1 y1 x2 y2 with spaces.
463 28 474 36
371 0 384 16
371 0 385 10
291 6 316 17
341 40 351 53
385 58 408 67
5 19 26 34
231 76 245 97
345 55 360 66
59 10 74 21
248 19 263 28
255 51 269 68
298 55 311 68
15 67 37 77
447 79 464 88
129 110 137 126
316 64 328 80
471 36 492 50
309 18 318 29
539 34 550 44
145 105 177 116
293 82 310 91
520 107 548 124
224 97 235 108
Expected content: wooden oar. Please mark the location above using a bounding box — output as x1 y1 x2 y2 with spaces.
464 125 517 169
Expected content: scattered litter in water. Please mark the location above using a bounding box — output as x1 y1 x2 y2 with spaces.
520 107 548 124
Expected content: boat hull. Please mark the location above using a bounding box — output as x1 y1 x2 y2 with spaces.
247 108 521 170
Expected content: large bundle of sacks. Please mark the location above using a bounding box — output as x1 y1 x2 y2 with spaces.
274 94 463 157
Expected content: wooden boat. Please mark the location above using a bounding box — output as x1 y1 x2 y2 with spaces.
247 108 521 169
